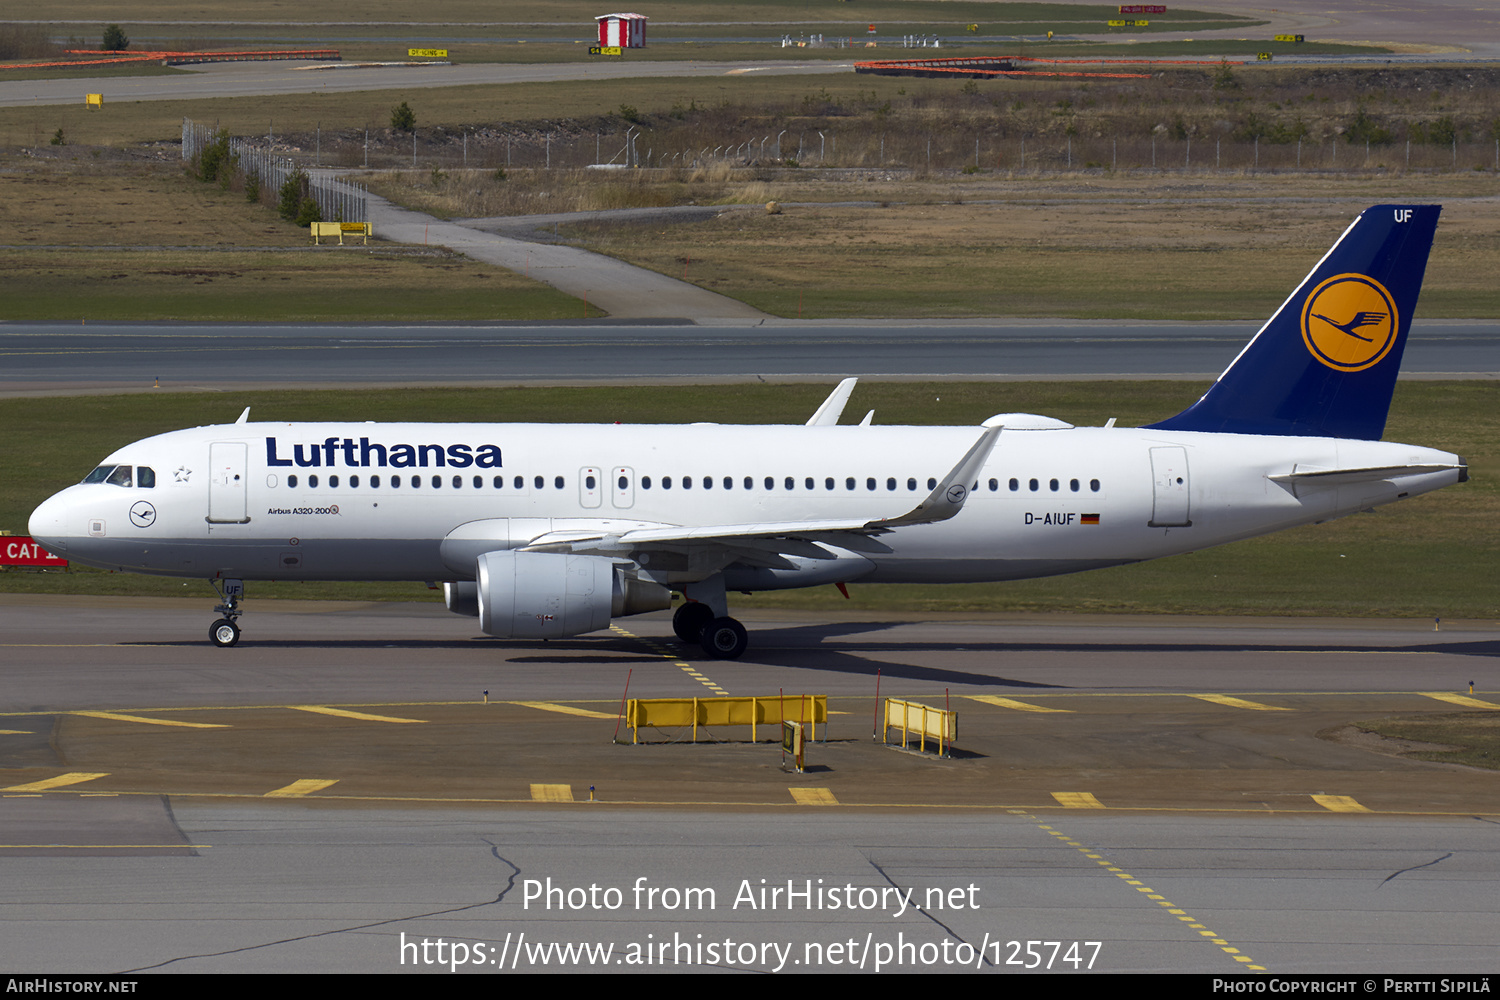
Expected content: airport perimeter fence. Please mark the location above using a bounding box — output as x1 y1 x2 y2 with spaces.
280 126 1500 176
183 117 1500 200
182 118 368 224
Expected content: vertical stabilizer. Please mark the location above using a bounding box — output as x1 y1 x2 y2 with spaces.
1147 205 1440 440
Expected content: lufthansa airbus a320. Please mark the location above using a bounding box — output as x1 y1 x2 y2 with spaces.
29 205 1466 658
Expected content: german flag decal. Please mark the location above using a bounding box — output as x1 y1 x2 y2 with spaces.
1081 513 1101 525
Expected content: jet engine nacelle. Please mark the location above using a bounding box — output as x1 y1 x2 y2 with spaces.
444 581 479 618
474 550 670 639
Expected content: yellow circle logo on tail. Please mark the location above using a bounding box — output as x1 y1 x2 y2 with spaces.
1300 274 1399 372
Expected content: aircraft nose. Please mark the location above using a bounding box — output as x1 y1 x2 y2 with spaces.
29 490 77 553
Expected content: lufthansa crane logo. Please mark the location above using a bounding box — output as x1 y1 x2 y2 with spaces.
1300 273 1399 372
129 501 156 528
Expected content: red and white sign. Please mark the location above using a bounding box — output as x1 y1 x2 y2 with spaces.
2 536 67 567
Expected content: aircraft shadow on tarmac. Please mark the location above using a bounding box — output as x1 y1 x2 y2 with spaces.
120 624 1499 692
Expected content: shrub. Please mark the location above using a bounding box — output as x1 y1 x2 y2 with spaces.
197 129 234 184
101 24 128 51
390 101 415 132
278 168 309 221
294 196 322 227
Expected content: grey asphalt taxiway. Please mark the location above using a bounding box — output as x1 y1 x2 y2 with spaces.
3 596 1499 973
2 320 1497 397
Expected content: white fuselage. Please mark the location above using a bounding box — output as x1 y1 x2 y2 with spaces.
28 420 1463 590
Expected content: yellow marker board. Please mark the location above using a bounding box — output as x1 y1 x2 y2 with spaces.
408 48 448 58
85 94 103 109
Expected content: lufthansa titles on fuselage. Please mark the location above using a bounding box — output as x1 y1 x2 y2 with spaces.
265 436 502 470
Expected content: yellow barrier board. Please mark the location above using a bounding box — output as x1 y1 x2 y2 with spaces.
85 94 103 109
627 695 826 744
311 221 370 245
883 698 957 755
408 48 448 58
589 46 623 56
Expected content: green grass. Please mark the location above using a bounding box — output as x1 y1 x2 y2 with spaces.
3 381 1494 617
0 248 599 322
1353 714 1500 770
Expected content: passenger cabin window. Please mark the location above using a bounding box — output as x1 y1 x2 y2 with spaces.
288 474 299 488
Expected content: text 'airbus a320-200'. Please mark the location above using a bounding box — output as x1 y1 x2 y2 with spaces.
29 205 1467 659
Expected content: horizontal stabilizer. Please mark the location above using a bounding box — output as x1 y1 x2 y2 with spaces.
1267 463 1465 491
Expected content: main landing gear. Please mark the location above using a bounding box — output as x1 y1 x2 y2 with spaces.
672 579 749 660
209 578 244 647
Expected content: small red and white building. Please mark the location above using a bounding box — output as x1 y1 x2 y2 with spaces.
596 13 647 48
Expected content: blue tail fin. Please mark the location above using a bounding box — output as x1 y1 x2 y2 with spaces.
1147 204 1440 440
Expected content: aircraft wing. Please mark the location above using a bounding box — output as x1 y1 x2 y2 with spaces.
522 425 1002 558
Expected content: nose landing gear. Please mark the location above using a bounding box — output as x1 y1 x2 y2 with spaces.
209 578 244 647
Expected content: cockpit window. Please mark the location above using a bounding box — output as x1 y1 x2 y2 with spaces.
137 467 155 489
105 466 133 488
82 466 114 484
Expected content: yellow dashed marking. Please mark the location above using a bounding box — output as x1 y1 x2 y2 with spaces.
0 730 33 735
73 711 228 729
511 701 615 720
264 779 338 798
790 788 838 806
968 695 1072 713
1420 693 1499 710
612 625 729 696
1052 791 1105 809
289 706 426 724
1312 794 1371 813
1 772 109 793
1187 694 1291 712
530 784 574 802
1025 813 1267 972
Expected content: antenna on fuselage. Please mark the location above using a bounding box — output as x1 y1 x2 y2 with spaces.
235 407 250 425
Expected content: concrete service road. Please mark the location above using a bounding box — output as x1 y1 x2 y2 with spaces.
0 58 855 110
